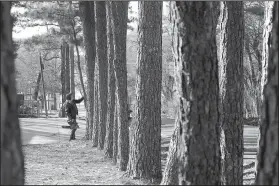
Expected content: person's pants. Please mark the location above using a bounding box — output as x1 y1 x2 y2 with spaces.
68 118 78 140
70 128 77 140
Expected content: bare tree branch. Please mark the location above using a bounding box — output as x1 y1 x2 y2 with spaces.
43 56 60 61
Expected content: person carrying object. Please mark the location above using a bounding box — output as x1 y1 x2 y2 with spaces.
63 92 84 141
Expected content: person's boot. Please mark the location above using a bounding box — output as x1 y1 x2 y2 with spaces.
72 129 77 140
69 129 75 141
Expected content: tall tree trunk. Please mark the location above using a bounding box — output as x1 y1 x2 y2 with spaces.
255 1 275 174
255 2 278 185
65 42 71 95
161 3 179 184
93 65 99 147
113 100 119 164
111 1 129 171
174 2 221 185
33 72 41 100
127 1 162 181
79 1 96 140
71 21 87 106
261 2 274 107
53 93 57 110
69 1 75 99
1 2 25 184
104 1 115 158
70 43 75 98
95 1 108 150
60 43 66 117
219 2 245 185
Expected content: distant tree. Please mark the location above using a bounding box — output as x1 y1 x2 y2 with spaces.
219 2 245 184
127 1 163 181
60 41 66 117
14 34 62 99
104 1 115 158
13 1 85 103
70 43 75 98
33 72 41 100
95 1 108 150
111 1 129 171
174 2 221 184
255 2 278 185
1 1 25 184
65 42 70 94
69 2 75 99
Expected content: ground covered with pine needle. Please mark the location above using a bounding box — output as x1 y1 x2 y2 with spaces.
23 128 256 185
23 140 146 185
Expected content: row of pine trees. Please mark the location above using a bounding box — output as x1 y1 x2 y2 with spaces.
1 1 278 185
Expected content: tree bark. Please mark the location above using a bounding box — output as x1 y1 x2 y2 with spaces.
104 1 115 158
92 63 99 147
65 42 70 95
69 2 75 99
79 1 96 140
260 2 274 104
161 3 179 184
111 1 129 171
60 43 66 117
95 1 108 150
113 100 119 164
219 2 245 185
70 43 75 98
255 2 278 185
255 1 275 175
72 21 87 106
174 2 221 185
1 2 25 184
127 1 162 181
33 72 41 100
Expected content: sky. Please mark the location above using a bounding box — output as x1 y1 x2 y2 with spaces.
12 1 170 40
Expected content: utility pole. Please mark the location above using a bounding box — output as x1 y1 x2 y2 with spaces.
40 53 48 118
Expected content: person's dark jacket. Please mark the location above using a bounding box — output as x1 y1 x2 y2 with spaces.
64 97 84 120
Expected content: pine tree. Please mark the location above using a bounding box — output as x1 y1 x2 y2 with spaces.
95 1 108 150
219 2 245 184
79 1 96 140
104 1 116 158
255 2 278 185
1 2 25 184
127 1 163 181
174 2 221 184
111 1 129 171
